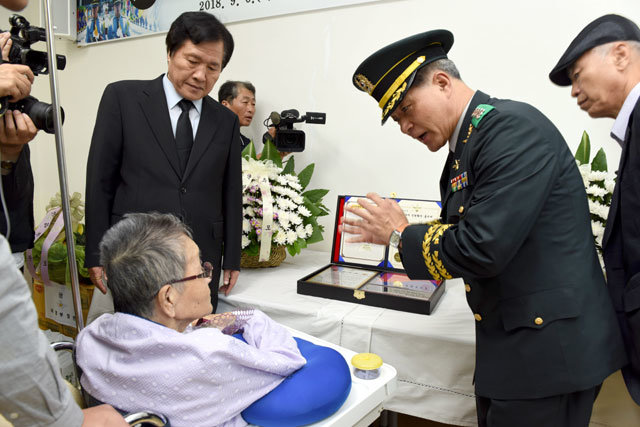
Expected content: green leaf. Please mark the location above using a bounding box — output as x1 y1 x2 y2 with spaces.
591 147 608 172
297 163 315 190
241 140 258 160
306 223 324 244
302 188 329 203
303 197 323 216
574 131 591 165
261 139 282 168
282 156 295 175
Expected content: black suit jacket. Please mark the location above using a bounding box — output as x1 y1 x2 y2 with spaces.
401 91 626 400
85 76 242 295
0 146 34 252
603 96 640 404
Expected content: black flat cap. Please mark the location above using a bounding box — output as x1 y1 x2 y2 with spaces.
549 14 640 86
353 30 453 124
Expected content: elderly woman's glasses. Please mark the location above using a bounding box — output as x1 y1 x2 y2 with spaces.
167 261 213 285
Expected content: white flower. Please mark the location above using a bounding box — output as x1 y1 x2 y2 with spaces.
591 221 605 246
605 179 616 193
286 230 298 244
305 224 314 235
296 225 308 239
274 230 288 245
298 206 311 217
242 219 251 233
588 199 610 221
290 213 302 225
586 185 607 198
241 235 251 248
588 170 609 181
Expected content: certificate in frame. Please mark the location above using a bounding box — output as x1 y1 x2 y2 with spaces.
298 195 446 315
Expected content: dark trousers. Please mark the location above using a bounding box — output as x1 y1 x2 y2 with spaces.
476 385 601 427
209 263 221 313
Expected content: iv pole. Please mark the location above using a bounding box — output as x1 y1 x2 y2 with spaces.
41 0 84 331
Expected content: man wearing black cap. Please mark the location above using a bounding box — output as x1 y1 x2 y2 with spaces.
345 29 626 426
550 14 640 406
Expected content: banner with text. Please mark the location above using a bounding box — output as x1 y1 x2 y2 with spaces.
77 0 381 46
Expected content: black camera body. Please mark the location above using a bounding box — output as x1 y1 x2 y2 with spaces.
270 109 326 152
0 15 66 133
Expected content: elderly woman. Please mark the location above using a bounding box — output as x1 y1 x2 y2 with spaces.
76 213 306 427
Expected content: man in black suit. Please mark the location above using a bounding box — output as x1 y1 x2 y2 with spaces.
345 30 627 426
86 12 241 312
550 14 640 405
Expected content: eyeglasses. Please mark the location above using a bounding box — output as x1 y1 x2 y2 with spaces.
167 261 213 285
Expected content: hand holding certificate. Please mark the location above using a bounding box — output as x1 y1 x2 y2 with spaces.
340 193 409 246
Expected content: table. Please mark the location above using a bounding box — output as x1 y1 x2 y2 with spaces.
288 327 397 427
221 250 640 427
220 250 478 426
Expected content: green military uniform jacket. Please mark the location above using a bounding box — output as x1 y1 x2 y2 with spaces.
401 91 626 400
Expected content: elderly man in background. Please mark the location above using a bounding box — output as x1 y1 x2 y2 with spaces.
77 212 305 427
549 13 640 405
219 80 256 150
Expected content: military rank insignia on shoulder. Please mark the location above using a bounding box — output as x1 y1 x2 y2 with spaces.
470 104 495 128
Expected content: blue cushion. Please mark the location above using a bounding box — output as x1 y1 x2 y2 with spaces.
239 337 352 427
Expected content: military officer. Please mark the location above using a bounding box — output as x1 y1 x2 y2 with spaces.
549 14 640 405
345 30 627 426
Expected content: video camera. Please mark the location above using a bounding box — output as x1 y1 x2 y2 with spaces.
0 15 66 133
266 109 326 152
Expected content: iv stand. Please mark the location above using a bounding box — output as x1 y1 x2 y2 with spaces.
42 0 84 331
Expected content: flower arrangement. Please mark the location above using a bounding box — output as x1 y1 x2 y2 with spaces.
28 192 90 284
574 131 615 267
241 140 329 262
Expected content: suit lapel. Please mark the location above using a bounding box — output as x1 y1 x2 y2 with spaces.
182 96 219 182
140 76 182 179
603 114 633 249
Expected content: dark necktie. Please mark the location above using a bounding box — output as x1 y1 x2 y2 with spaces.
175 99 194 175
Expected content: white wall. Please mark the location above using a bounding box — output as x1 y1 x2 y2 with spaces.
2 0 639 252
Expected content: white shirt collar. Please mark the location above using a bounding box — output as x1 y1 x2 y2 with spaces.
448 95 474 153
162 74 203 114
611 82 640 145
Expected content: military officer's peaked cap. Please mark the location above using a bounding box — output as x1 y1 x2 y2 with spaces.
549 14 640 86
353 29 453 124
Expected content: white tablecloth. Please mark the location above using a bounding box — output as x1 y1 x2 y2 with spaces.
221 250 640 427
219 250 478 426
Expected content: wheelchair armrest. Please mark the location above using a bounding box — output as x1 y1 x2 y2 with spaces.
124 411 169 427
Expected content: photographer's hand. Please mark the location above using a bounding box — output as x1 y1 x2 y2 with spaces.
0 63 33 102
0 31 11 60
0 109 36 160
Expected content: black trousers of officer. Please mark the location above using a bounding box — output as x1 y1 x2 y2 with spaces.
476 385 601 427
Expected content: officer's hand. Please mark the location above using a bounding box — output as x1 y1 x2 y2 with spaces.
0 63 33 102
0 110 37 159
89 266 108 294
81 404 128 426
219 269 239 296
341 192 409 246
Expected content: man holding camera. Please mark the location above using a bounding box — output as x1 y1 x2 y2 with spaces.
0 2 127 426
85 12 242 312
0 25 37 268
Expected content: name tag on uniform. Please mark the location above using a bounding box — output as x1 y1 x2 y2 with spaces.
451 172 469 193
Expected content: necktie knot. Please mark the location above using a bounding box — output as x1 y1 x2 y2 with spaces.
178 99 193 113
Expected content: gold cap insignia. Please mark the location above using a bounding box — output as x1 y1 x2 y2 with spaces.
354 74 374 95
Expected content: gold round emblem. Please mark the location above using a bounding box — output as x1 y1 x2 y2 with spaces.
354 74 374 95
